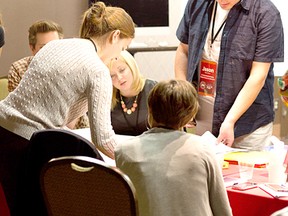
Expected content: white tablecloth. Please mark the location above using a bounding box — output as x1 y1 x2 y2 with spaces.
71 128 133 166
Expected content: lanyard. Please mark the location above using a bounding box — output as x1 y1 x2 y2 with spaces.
211 2 227 46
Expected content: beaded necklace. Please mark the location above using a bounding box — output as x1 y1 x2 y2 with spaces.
120 94 138 115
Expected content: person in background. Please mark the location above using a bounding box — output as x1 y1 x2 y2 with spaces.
279 71 288 175
175 0 284 151
115 79 232 216
0 14 4 56
278 70 288 107
109 50 157 135
8 20 63 92
7 20 89 129
0 1 134 214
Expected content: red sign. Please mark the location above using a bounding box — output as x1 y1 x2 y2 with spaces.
198 59 217 97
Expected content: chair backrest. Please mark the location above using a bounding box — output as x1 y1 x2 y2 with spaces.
16 129 103 216
0 183 10 216
40 156 138 216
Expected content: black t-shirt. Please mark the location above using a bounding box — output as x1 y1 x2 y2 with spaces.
0 26 5 48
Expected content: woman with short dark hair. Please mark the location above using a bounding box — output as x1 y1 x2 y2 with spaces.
116 79 232 216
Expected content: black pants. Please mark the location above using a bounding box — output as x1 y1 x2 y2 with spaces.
0 126 29 216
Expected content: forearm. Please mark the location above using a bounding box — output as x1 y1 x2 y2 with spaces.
91 114 116 159
90 71 116 159
175 43 189 80
66 118 79 129
96 137 116 159
223 62 271 125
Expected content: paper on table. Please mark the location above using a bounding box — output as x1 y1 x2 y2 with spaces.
258 183 288 198
201 131 248 154
71 128 133 167
71 128 133 143
224 151 270 167
223 176 247 187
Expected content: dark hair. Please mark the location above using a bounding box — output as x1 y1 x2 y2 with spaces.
28 20 64 48
148 79 199 129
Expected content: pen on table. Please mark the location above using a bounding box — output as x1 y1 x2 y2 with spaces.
233 182 257 186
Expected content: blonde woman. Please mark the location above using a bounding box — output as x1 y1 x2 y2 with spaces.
0 2 134 214
109 50 157 135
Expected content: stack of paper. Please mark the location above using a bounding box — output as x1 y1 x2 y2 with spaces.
259 183 288 198
224 151 270 168
201 131 247 154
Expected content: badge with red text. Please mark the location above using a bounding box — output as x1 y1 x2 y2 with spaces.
198 59 217 97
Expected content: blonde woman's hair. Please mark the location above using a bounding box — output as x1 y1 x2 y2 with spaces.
80 1 135 41
148 79 199 129
109 50 145 109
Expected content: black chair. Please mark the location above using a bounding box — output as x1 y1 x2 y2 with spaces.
15 129 103 216
40 156 138 216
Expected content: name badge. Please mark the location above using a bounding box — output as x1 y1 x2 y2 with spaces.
198 59 217 97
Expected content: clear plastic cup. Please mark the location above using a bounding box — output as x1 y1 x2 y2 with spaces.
238 160 255 180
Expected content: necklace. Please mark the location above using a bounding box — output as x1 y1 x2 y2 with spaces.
120 94 138 115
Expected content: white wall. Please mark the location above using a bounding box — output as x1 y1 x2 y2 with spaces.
0 0 87 77
135 51 176 82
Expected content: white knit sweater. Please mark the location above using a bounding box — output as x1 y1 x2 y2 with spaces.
0 38 116 158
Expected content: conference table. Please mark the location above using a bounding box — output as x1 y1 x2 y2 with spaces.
72 128 288 216
223 163 288 216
